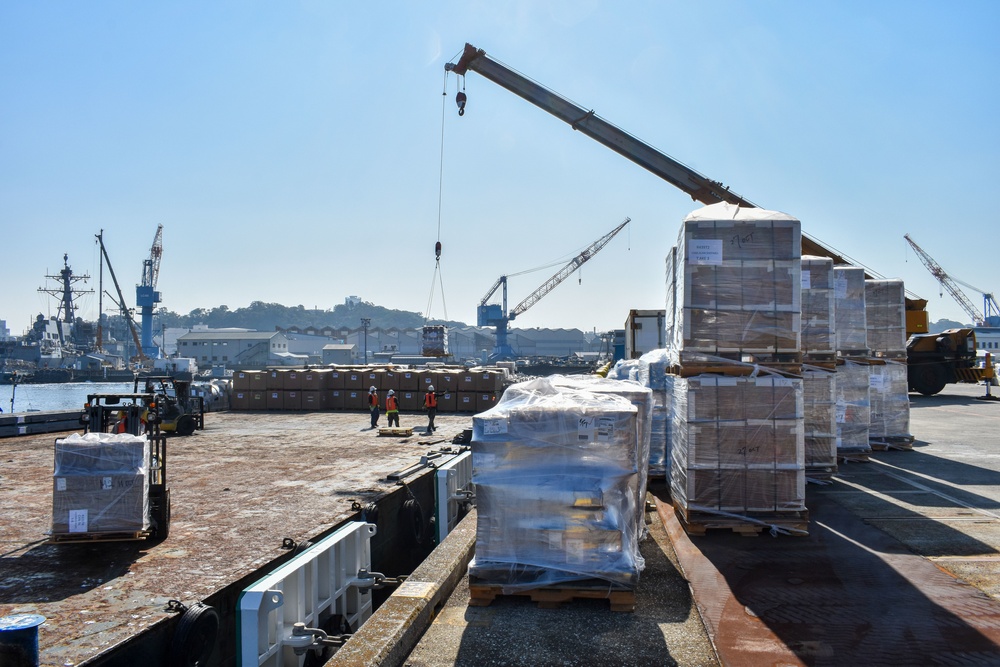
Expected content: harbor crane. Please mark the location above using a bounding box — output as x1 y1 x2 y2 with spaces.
478 217 630 361
904 233 1000 326
96 231 147 363
136 224 163 358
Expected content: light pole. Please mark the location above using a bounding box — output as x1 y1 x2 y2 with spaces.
361 318 371 363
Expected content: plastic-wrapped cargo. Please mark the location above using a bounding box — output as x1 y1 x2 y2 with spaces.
420 325 449 357
667 202 801 364
868 360 912 441
865 279 907 358
802 367 838 476
835 360 871 457
801 256 836 358
669 374 805 516
833 266 869 355
470 378 645 590
605 349 673 477
52 432 150 535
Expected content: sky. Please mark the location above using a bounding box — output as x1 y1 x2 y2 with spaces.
3 1 999 336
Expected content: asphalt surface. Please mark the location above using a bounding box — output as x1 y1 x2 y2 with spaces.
397 382 1000 667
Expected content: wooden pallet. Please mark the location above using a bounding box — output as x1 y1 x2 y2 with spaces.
673 502 809 537
377 427 413 437
838 451 871 463
468 580 636 612
870 435 915 451
50 530 149 543
672 361 802 378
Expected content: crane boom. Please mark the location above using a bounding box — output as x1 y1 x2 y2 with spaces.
96 231 147 362
447 44 753 208
904 233 983 324
511 217 630 318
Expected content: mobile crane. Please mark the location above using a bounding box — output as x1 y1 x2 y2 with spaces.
478 217 630 361
445 43 970 395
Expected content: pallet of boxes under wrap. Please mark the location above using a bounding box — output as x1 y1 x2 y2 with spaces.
668 374 809 536
835 359 872 461
802 366 838 479
867 359 914 450
51 432 151 537
665 202 802 368
606 351 673 479
469 377 649 610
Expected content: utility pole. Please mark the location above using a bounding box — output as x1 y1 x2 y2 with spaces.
361 318 371 363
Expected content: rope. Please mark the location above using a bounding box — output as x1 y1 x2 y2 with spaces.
425 70 453 324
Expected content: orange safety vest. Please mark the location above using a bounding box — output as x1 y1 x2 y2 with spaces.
386 396 399 412
369 392 378 408
424 391 437 408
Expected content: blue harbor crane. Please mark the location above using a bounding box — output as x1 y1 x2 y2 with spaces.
477 217 630 362
136 225 163 358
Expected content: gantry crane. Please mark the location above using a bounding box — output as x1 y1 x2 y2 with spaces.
478 218 630 361
136 225 163 358
904 233 1000 326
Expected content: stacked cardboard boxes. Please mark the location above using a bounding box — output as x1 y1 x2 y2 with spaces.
52 433 150 536
802 368 838 477
834 360 871 460
470 378 646 590
868 360 912 444
801 256 836 358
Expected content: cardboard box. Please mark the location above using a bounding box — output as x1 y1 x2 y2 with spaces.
476 392 499 412
382 369 401 392
439 391 457 413
345 371 365 391
328 390 346 411
418 370 436 391
232 371 252 391
266 369 284 390
457 392 477 413
475 370 504 392
266 390 284 411
283 390 302 410
328 369 346 389
52 473 148 534
399 371 420 391
399 390 422 411
300 391 323 410
249 391 267 410
437 371 460 393
364 369 381 390
248 371 267 391
345 390 366 411
284 370 302 391
300 369 329 391
458 373 477 392
231 391 251 410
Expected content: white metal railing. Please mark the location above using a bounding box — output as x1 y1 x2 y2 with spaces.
435 451 473 544
238 521 377 667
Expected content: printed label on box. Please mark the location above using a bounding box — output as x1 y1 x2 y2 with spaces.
482 418 507 435
801 270 811 290
596 417 615 443
835 400 847 424
869 373 886 392
102 477 113 491
69 509 88 533
56 477 66 491
689 239 723 265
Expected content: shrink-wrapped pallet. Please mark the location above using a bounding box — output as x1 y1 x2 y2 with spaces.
868 360 912 441
835 360 871 456
52 432 150 535
802 368 838 475
669 375 806 515
606 349 672 476
470 378 645 590
834 266 869 355
865 280 907 358
667 203 802 364
801 256 836 357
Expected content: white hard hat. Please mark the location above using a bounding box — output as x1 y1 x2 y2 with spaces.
427 385 435 391
388 389 395 396
369 386 376 392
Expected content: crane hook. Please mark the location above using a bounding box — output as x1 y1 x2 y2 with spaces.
456 91 467 116
435 241 442 261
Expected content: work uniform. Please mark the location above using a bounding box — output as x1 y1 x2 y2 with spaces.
368 388 380 428
424 387 442 433
386 391 400 427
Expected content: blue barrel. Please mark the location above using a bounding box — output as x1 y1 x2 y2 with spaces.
0 614 45 667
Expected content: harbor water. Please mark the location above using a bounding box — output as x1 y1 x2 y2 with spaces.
0 382 133 414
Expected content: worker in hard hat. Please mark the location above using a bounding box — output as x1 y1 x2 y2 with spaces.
114 410 129 434
423 384 443 434
385 389 400 428
368 386 380 429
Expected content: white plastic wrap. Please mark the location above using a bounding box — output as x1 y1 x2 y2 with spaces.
667 203 802 364
52 432 150 535
865 280 907 358
835 360 871 455
605 349 672 476
834 266 869 354
801 256 836 357
470 378 645 590
802 368 838 474
868 360 912 440
669 374 806 515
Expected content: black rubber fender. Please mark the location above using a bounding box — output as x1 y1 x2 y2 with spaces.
400 498 425 546
169 602 219 667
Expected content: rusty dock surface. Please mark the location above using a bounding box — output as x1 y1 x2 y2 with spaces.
0 410 467 667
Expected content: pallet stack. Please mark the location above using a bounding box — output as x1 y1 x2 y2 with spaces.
469 377 647 602
664 203 808 535
865 279 914 450
832 266 873 462
229 365 503 414
800 255 838 479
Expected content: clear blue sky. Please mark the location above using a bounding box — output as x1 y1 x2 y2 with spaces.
3 1 998 335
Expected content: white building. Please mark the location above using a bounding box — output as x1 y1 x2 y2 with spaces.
176 330 291 368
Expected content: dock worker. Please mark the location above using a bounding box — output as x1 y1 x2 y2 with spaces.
423 385 443 434
368 386 380 429
386 389 400 427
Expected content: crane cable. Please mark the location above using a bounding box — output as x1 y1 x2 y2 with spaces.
425 67 460 323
